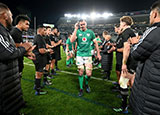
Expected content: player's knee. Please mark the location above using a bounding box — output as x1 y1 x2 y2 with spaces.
78 65 84 70
79 69 84 76
86 73 91 77
86 66 92 71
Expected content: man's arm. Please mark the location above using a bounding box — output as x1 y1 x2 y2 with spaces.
131 29 159 61
39 48 51 54
0 34 31 61
70 23 79 43
121 42 131 74
66 44 69 52
55 39 62 46
93 39 101 60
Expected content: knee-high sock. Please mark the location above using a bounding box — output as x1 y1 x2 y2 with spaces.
120 88 128 111
35 78 41 91
85 75 90 85
66 59 71 65
43 70 48 82
70 58 73 64
106 71 111 79
78 75 84 90
51 69 55 74
55 60 58 68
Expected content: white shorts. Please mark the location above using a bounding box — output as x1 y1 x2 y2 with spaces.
66 50 74 56
91 50 94 55
76 56 92 66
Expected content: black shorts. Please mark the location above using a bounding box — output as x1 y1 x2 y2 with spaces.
33 55 47 72
51 53 56 60
46 54 51 64
116 64 122 72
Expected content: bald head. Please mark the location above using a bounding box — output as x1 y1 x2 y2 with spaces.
0 3 13 29
0 3 9 15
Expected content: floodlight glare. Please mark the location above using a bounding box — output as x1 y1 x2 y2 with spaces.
90 12 97 19
81 14 89 19
64 12 113 19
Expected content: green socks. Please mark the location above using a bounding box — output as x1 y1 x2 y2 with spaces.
70 58 73 64
85 75 90 85
66 58 74 66
66 59 70 65
78 75 84 89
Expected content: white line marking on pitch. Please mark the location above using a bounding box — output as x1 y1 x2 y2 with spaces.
24 62 115 83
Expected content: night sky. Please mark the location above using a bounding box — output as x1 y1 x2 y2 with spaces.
1 0 157 26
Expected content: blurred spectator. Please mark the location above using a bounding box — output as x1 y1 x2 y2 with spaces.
0 3 33 114
101 30 113 80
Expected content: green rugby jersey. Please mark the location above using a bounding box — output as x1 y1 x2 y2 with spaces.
66 38 72 51
90 41 95 50
76 29 95 56
96 38 102 46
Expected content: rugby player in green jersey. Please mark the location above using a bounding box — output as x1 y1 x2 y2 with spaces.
71 20 101 97
66 33 74 67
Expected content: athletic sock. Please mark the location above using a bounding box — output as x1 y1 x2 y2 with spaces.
120 88 128 111
78 75 84 90
43 70 48 82
66 59 70 66
51 69 55 74
35 78 41 91
85 75 90 85
106 71 111 79
70 58 73 64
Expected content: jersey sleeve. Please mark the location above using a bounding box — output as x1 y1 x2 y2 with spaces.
36 37 46 49
50 35 55 42
10 30 22 43
0 34 26 61
66 38 70 45
92 31 96 40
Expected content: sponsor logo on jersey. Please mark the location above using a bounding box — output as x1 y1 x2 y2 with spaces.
79 34 82 37
87 33 90 37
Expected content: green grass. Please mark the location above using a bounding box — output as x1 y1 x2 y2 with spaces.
20 47 129 115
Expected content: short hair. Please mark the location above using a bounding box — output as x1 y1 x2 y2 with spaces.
0 2 9 14
14 14 31 25
114 24 120 28
95 33 99 37
68 33 72 37
120 16 133 26
151 0 160 14
37 25 45 30
79 19 86 22
51 27 57 31
45 26 51 29
103 30 109 35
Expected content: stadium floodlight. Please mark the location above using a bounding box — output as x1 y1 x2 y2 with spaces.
43 23 54 28
102 12 113 18
72 14 77 18
64 12 114 19
81 14 89 19
64 13 73 18
90 12 97 19
77 14 80 18
96 13 101 18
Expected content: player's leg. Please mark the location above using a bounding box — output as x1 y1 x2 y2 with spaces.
70 51 74 65
76 56 84 97
34 61 47 95
85 57 92 93
50 58 56 75
66 51 71 67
